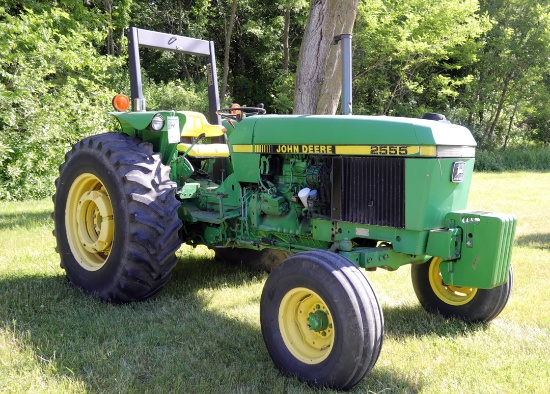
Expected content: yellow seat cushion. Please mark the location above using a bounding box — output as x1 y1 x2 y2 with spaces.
177 143 230 158
179 111 226 138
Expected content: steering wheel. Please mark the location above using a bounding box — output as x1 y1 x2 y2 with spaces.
217 106 266 121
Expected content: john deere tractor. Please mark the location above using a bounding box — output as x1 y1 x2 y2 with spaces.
52 28 516 390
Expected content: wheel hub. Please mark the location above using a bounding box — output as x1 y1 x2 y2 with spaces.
279 287 334 364
76 190 114 254
66 173 115 271
308 309 330 334
429 257 478 305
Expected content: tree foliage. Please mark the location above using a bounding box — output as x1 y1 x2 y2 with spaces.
464 0 550 149
353 0 490 117
0 6 122 200
0 0 549 200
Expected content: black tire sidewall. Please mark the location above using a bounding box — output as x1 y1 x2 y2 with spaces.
55 141 131 295
261 255 365 388
411 260 513 323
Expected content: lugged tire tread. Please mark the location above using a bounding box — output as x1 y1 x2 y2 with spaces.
53 132 182 303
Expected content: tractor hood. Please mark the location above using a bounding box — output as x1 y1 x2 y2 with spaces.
229 115 476 158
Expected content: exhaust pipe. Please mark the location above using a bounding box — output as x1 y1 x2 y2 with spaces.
333 34 352 115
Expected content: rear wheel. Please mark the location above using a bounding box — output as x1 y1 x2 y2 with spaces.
260 251 384 390
411 257 513 323
53 132 182 302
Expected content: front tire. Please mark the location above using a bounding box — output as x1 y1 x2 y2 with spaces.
53 133 182 302
411 257 513 323
260 251 384 390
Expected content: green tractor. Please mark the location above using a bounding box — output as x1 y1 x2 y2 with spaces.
52 28 516 390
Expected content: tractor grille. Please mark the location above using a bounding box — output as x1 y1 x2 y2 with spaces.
331 157 405 228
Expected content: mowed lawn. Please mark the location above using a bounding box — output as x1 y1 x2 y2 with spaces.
0 172 549 393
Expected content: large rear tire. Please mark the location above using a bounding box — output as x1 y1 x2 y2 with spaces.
260 251 384 390
411 257 513 323
53 132 182 302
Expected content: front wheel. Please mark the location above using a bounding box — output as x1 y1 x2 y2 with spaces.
411 257 513 323
260 251 384 390
53 133 182 302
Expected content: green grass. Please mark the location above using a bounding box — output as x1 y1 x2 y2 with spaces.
1 172 549 393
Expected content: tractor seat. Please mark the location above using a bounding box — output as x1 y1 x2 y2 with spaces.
176 143 230 158
179 111 226 138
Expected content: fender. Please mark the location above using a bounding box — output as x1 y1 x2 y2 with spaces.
110 111 184 136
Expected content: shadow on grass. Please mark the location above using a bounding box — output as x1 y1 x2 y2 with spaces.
0 254 488 393
514 233 550 249
382 304 488 340
0 209 52 230
0 263 277 392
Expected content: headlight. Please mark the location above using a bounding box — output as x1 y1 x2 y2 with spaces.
150 113 164 131
451 161 466 183
436 145 475 158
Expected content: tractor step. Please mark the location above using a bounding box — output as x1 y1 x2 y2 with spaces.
187 208 240 224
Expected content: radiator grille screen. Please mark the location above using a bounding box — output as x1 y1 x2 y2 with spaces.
331 157 405 228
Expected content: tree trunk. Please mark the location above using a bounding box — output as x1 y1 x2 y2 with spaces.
480 72 513 147
293 0 359 115
282 8 290 74
104 0 114 56
502 98 520 151
117 28 124 56
221 0 238 101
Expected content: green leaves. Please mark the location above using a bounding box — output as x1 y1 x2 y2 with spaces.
0 7 122 200
352 0 550 153
0 0 549 200
466 0 550 148
354 0 489 117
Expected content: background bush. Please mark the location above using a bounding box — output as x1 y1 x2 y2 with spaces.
474 147 550 172
0 9 120 200
1 2 549 201
0 8 209 201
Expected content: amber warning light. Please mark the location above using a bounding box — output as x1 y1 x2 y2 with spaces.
112 94 130 112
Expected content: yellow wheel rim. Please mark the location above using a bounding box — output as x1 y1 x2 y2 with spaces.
428 258 478 306
65 173 114 271
278 287 334 364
